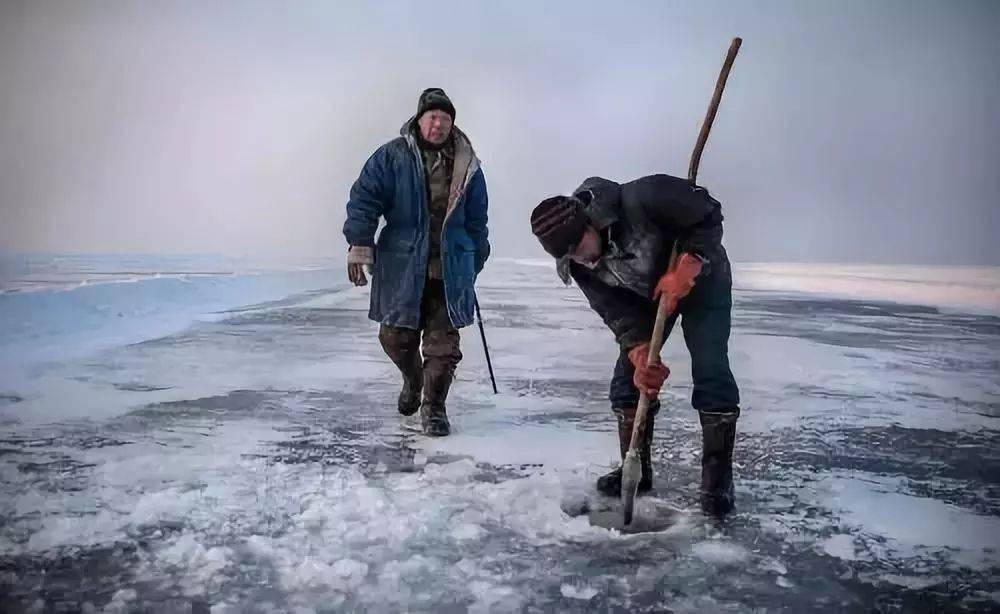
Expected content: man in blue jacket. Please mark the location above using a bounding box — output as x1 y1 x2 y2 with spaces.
530 175 740 515
344 88 490 437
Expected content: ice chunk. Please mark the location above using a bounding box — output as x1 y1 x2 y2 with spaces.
331 558 369 590
560 583 599 600
821 534 857 561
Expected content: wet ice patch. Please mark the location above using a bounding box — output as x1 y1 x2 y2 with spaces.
817 472 1000 569
880 574 949 590
26 510 121 552
691 539 750 565
759 470 1000 576
416 407 615 470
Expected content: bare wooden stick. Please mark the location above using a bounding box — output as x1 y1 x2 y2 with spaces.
622 37 743 525
688 37 742 185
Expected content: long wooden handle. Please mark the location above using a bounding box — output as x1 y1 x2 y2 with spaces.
628 38 742 455
628 245 679 452
688 37 742 185
645 247 678 364
624 38 743 523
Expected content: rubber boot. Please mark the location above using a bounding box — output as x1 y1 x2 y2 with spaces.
397 367 422 417
699 409 739 515
596 407 654 496
378 326 423 417
420 367 453 437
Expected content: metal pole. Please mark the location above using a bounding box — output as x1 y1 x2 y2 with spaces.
474 296 498 394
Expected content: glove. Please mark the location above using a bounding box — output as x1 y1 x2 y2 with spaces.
628 343 670 398
652 252 704 311
348 263 369 287
347 246 374 287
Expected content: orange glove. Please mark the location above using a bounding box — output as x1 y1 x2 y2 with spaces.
652 252 704 311
628 343 670 398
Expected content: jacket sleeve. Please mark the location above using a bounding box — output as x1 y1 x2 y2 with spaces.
570 263 656 351
636 175 724 261
464 167 491 274
343 145 394 248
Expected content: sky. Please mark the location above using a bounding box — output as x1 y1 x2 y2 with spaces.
0 0 997 265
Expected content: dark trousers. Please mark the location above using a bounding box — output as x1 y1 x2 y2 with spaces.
378 279 462 382
610 264 739 415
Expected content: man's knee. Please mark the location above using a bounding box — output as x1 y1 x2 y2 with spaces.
422 328 462 364
379 325 420 361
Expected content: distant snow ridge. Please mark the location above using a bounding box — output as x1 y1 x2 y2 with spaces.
734 263 1000 315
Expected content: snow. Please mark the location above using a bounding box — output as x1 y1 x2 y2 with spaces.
560 583 599 600
490 257 1000 315
734 262 1000 315
1 255 998 611
813 472 1000 569
822 534 858 561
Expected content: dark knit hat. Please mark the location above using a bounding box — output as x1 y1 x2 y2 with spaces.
416 88 456 120
530 195 589 258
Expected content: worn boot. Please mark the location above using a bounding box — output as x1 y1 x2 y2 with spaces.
378 325 423 417
596 407 654 496
699 409 739 515
420 366 453 437
397 367 423 416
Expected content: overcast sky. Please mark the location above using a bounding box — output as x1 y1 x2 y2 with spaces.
1 0 997 265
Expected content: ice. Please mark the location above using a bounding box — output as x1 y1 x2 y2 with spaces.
760 558 788 575
880 574 948 589
1 256 998 611
691 540 750 565
419 421 615 470
821 533 858 561
492 258 1000 315
734 262 1000 315
560 582 599 600
814 472 1000 569
451 522 486 541
103 589 137 614
156 534 232 596
467 581 522 613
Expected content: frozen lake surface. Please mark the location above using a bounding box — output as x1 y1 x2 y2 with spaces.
1 255 998 612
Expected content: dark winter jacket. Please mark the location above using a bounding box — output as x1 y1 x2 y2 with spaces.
343 121 490 329
563 174 729 350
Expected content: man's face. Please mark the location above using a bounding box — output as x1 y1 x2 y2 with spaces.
568 225 602 266
418 110 453 145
